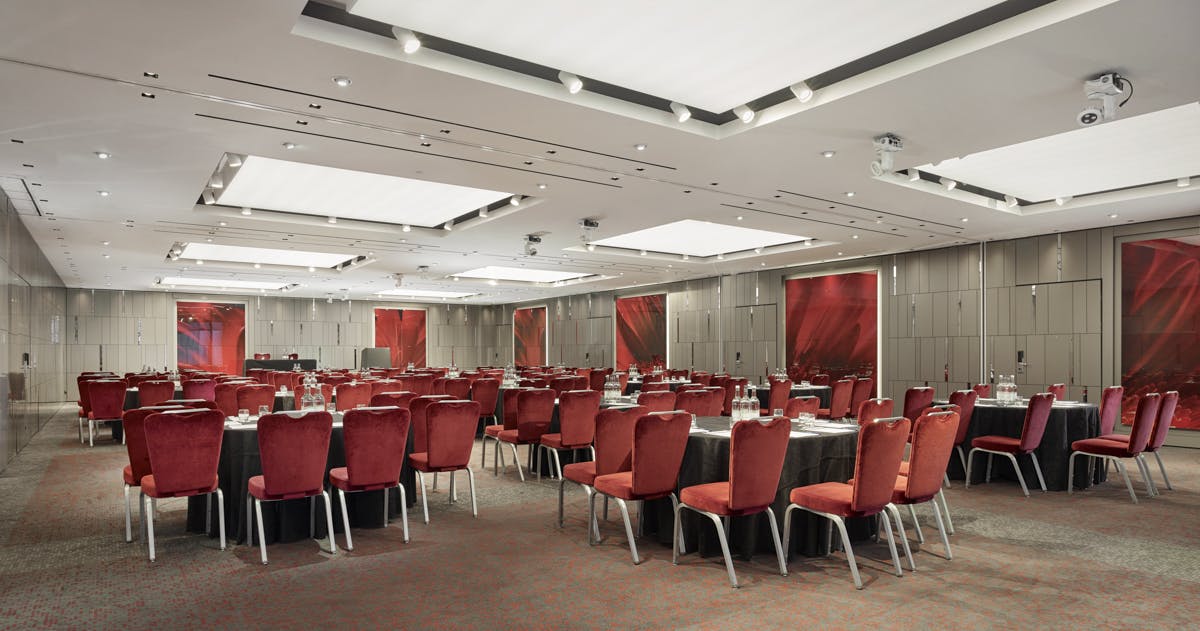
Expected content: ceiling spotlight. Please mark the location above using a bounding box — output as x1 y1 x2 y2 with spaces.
171 246 183 256
1055 196 1072 206
253 262 261 269
97 190 109 197
332 76 352 87
1004 194 1019 208
94 151 111 160
960 217 969 222
716 253 725 260
327 216 337 224
557 71 583 94
1179 176 1192 188
202 190 215 205
392 27 421 53
510 195 523 206
804 240 813 246
940 177 957 191
851 234 859 239
218 221 227 227
1109 213 1119 219
586 243 596 252
639 249 647 256
909 169 921 182
634 144 646 151
487 279 498 286
789 81 814 103
307 266 316 273
736 216 744 221
681 254 689 261
103 254 110 259
733 104 755 123
402 224 412 232
102 241 110 246
241 207 252 216
443 221 454 231
196 259 204 265
837 251 843 256
844 192 855 197
537 183 547 190
669 102 691 123
209 174 223 189
754 247 763 254
282 142 296 150
226 155 242 168
821 150 835 158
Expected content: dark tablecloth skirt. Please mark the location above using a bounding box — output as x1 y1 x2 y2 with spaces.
636 416 870 560
185 421 416 545
947 402 1105 491
755 385 832 410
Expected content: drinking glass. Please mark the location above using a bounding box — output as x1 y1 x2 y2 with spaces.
237 408 249 423
327 402 337 413
258 404 270 417
356 403 367 408
773 408 784 418
690 413 698 429
280 385 288 394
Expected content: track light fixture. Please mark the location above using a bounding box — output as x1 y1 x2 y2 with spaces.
327 216 337 224
226 155 242 168
510 195 523 206
392 27 421 53
669 102 691 123
939 177 957 191
586 243 596 252
733 104 755 123
201 190 215 205
240 207 252 216
1055 196 1072 206
402 224 412 232
209 174 223 189
1004 194 1019 208
908 169 921 182
557 71 583 94
1179 177 1192 188
790 81 814 103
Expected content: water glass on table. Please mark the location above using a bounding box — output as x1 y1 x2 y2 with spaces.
237 408 250 424
258 404 270 418
772 408 784 418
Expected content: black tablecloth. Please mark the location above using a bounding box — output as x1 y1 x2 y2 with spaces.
637 416 870 560
623 380 689 395
948 401 1104 491
115 388 292 442
243 359 317 372
185 415 416 545
755 385 832 410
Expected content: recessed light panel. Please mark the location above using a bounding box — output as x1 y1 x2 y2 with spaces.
179 243 352 268
349 0 1002 113
454 266 591 283
922 103 1200 201
592 219 808 256
160 277 290 290
218 156 510 227
376 288 477 299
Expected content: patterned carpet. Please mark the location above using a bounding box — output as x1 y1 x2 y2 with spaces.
1 404 1198 630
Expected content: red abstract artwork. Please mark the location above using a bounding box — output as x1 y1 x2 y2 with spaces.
784 272 877 387
374 308 427 369
513 306 547 367
615 294 666 372
1121 238 1200 429
177 302 245 375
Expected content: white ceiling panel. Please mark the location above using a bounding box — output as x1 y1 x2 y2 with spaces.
179 243 353 268
592 219 808 256
454 266 591 283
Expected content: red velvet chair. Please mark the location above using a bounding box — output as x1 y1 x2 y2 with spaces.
471 378 501 425
76 375 105 442
236 384 275 416
369 380 401 396
965 393 1054 496
640 381 670 393
591 411 692 565
637 390 676 413
430 377 448 395
481 389 522 474
1069 392 1161 503
558 406 646 540
1100 390 1177 492
213 382 241 418
785 396 821 419
137 380 176 407
410 374 435 396
762 379 793 415
817 379 854 420
721 378 748 416
248 411 337 564
674 389 710 416
810 374 831 386
540 390 602 479
550 376 578 396
675 383 705 393
322 374 351 388
120 405 184 542
700 387 725 416
409 400 481 523
902 387 935 423
86 380 127 447
783 417 910 589
497 389 556 482
370 391 418 409
673 416 790 587
616 372 629 394
972 384 991 398
847 378 873 419
1096 385 1125 439
335 382 373 411
181 378 216 402
886 410 959 568
588 371 607 392
410 395 454 455
140 408 227 561
855 398 894 426
441 378 470 400
947 389 979 475
691 372 713 387
330 407 412 548
1047 383 1067 400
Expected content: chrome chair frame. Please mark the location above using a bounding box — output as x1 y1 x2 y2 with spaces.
964 447 1047 497
672 502 786 588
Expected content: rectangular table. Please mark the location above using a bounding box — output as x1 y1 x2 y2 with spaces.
243 358 317 372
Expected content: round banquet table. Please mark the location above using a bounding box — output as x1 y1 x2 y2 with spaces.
635 416 873 560
754 384 833 410
623 379 690 396
946 399 1105 491
185 411 416 546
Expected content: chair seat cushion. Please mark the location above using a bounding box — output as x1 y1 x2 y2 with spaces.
408 452 465 473
1098 433 1128 443
484 424 504 437
247 474 321 501
788 482 881 518
1072 437 1133 458
970 434 1023 453
680 482 768 517
497 429 536 445
562 461 597 486
329 466 396 493
816 408 832 419
594 471 673 501
141 473 217 499
123 465 137 486
539 433 590 450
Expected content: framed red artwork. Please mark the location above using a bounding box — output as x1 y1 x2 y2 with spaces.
513 306 547 366
176 301 246 375
615 294 666 372
374 308 427 369
784 271 878 386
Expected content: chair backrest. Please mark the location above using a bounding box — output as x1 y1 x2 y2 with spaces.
849 417 911 513
768 379 793 413
516 388 556 441
827 379 854 418
170 399 220 410
500 388 523 430
588 371 607 391
630 412 692 496
1047 383 1067 400
369 380 401 396
256 411 333 498
181 379 216 402
637 390 677 413
470 378 500 416
722 378 749 416
335 382 373 411
1099 385 1124 436
785 396 820 419
1018 393 1056 452
903 411 959 502
1121 392 1161 454
550 376 578 396
213 382 241 417
947 389 979 446
431 377 448 395
410 394 453 453
640 381 670 393
138 380 176 407
674 389 710 416
370 391 418 409
342 407 411 488
729 416 790 510
426 400 480 469
88 380 127 419
410 374 435 396
143 409 225 495
443 378 472 399
593 406 645 476
902 387 935 422
236 384 275 413
856 398 894 426
559 390 601 447
1147 391 1178 451
973 383 991 398
810 373 831 386
675 383 705 392
322 374 351 387
698 387 724 416
122 405 186 484
848 378 873 417
77 375 100 411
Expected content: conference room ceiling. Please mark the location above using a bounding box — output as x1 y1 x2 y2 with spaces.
1 0 1198 304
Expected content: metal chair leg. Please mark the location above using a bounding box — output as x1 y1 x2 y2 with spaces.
255 499 268 565
1135 455 1157 496
1153 451 1173 490
215 489 226 551
907 503 924 544
449 470 457 504
549 448 563 480
465 467 478 517
765 507 787 577
830 515 863 589
397 485 409 543
245 495 253 548
124 484 133 543
614 498 640 564
1006 453 1030 497
929 496 952 560
321 490 338 555
507 443 525 482
1029 452 1048 492
937 489 954 535
1114 459 1138 504
144 496 156 562
878 509 903 578
964 448 977 489
415 470 430 523
986 453 994 482
704 510 740 588
888 504 915 572
588 491 600 545
338 488 353 551
668 493 684 556
557 477 566 528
